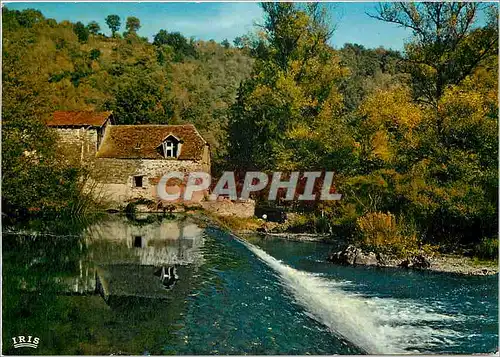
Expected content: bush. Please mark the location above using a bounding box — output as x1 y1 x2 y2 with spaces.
215 215 262 232
314 215 331 233
356 211 421 258
286 213 316 233
474 237 498 260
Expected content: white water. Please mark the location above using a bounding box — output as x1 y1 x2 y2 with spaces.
237 237 464 354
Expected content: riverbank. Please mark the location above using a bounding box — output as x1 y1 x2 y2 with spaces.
327 244 498 276
5 210 497 355
188 211 498 277
428 254 498 276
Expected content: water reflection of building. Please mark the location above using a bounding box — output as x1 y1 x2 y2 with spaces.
6 216 205 354
86 216 205 266
58 215 206 299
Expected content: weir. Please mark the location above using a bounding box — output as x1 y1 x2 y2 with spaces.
5 216 497 355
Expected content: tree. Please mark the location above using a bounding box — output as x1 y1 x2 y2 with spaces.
260 2 334 71
89 48 101 60
153 30 196 60
228 3 353 173
2 22 91 220
73 21 89 42
105 14 121 36
233 36 247 48
371 3 498 107
87 21 100 35
221 39 230 49
338 43 404 111
17 8 44 28
152 29 169 45
125 16 141 33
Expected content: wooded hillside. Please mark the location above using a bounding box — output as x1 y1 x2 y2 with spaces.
2 4 498 257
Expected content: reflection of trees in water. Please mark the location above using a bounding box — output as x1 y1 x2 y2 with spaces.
3 232 87 292
3 215 207 354
3 231 90 355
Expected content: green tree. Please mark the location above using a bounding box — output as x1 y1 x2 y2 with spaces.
17 8 44 28
153 30 196 60
2 20 94 220
233 36 247 48
221 39 230 49
87 21 100 35
371 3 498 107
89 48 101 60
338 43 405 111
125 16 141 33
73 21 89 42
228 3 354 173
105 14 121 36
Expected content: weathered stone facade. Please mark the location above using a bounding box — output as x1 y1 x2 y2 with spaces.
49 110 110 167
92 158 209 204
50 111 255 217
49 111 211 207
54 127 100 166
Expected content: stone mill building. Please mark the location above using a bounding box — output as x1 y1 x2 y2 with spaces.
48 111 211 205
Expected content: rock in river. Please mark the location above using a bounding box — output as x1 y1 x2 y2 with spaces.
399 254 431 269
327 246 432 270
327 245 378 266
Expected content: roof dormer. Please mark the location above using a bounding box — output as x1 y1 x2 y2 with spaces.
160 134 182 158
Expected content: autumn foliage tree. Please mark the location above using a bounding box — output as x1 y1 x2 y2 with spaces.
344 3 499 247
2 5 497 254
227 2 497 250
2 7 253 220
228 3 354 174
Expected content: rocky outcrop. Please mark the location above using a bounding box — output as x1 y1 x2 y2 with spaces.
328 245 432 270
327 246 499 276
429 255 498 276
399 254 431 269
327 245 378 266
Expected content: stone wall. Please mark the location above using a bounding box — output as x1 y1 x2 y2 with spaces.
92 158 208 205
52 125 213 209
201 199 256 218
53 127 99 166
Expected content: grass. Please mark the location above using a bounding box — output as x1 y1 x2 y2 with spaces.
470 257 498 268
193 210 263 232
214 215 263 232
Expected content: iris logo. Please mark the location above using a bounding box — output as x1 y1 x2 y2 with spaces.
12 335 40 349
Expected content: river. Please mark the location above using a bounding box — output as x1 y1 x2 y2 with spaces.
3 215 498 355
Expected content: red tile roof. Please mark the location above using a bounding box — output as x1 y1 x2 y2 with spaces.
47 111 112 127
96 124 208 160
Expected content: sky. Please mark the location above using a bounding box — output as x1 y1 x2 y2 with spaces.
3 2 415 50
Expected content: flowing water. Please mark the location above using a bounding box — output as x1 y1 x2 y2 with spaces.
3 215 498 355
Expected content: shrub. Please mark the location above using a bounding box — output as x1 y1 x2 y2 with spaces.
286 213 316 233
314 215 331 233
215 215 262 232
356 211 421 258
474 237 498 260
